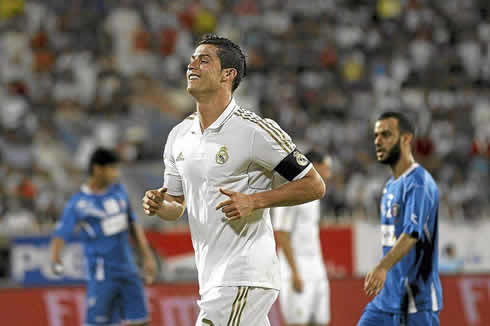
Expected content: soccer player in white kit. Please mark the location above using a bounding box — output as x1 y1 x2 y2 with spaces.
273 151 332 326
141 34 326 326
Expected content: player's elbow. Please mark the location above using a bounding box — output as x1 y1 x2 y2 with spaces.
304 167 326 200
312 177 326 200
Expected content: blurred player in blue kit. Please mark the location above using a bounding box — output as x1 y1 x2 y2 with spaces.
50 148 157 326
357 112 443 326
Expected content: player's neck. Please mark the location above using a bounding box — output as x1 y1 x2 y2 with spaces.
195 91 232 131
391 153 416 180
87 177 110 194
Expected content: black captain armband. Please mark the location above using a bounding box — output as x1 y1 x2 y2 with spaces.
274 149 311 181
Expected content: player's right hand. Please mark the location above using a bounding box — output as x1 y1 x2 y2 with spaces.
51 261 64 276
292 273 304 293
142 187 167 216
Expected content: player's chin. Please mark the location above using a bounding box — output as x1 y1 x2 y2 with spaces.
187 82 199 93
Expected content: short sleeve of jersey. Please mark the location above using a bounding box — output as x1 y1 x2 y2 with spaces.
251 118 312 181
402 185 430 241
163 129 184 196
52 197 78 241
272 206 297 232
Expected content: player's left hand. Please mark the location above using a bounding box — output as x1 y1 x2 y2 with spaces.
142 255 157 285
364 265 387 297
216 188 255 221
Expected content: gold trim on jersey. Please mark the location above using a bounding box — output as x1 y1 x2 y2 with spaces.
234 109 293 153
186 112 198 120
236 108 291 144
226 287 249 326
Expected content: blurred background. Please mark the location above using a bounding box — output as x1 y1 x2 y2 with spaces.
0 0 489 325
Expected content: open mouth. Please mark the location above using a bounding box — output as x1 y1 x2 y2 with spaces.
188 73 200 80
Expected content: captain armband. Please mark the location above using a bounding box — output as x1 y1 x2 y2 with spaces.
274 149 311 181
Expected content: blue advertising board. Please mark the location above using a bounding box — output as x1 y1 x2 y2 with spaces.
11 236 86 286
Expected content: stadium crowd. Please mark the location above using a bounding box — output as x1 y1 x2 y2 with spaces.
0 0 488 262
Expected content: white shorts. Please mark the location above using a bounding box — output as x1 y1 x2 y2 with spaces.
279 278 330 325
195 286 279 326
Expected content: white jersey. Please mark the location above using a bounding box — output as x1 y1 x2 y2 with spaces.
273 200 327 281
163 98 312 295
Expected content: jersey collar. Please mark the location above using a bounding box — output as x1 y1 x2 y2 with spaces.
393 162 419 182
81 184 93 194
205 98 239 131
81 183 115 195
191 98 238 134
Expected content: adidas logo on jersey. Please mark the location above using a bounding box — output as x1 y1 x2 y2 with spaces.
176 152 184 161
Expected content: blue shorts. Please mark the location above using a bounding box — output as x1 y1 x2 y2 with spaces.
357 302 439 326
85 274 148 325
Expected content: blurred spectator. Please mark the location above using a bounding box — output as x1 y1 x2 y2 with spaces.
439 243 464 275
0 0 486 247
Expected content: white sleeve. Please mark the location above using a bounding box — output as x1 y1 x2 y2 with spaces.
252 118 312 181
272 206 296 232
162 130 184 196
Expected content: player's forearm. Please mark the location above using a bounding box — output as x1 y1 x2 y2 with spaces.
50 237 65 263
276 232 300 276
251 169 325 209
377 233 417 270
131 223 153 258
155 194 186 221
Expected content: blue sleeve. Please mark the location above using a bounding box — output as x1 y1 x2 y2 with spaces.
52 198 78 241
402 185 430 241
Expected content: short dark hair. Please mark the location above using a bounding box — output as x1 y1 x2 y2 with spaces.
304 150 325 164
197 34 247 92
88 148 120 175
377 111 416 136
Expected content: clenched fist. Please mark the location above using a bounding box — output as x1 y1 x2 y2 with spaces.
142 187 167 216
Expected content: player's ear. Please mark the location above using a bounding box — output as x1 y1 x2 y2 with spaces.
222 68 237 83
402 132 413 146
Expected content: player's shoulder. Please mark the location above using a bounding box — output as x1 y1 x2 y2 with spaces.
232 107 288 136
233 107 274 125
169 112 198 137
65 190 86 210
405 164 437 190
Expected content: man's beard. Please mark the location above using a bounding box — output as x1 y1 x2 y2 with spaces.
379 138 401 166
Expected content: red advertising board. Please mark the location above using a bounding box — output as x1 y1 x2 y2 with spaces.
145 226 354 278
1 275 489 326
319 226 353 277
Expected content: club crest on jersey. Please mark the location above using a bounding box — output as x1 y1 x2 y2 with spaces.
216 146 229 164
176 152 184 161
391 204 400 218
293 151 308 166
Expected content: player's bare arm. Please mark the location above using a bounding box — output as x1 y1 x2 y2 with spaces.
364 233 417 296
276 231 304 293
131 222 157 284
142 187 186 221
49 236 65 275
253 167 325 208
216 168 325 220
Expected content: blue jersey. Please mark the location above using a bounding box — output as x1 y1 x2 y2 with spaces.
373 164 443 314
53 183 139 277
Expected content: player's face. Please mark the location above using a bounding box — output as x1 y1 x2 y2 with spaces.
95 164 120 186
374 118 402 165
187 44 224 96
